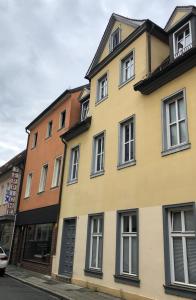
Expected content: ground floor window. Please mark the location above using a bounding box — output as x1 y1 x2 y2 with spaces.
0 221 14 255
23 223 53 264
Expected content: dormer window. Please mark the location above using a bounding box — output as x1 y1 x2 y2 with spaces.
173 22 192 58
81 99 89 121
110 28 121 52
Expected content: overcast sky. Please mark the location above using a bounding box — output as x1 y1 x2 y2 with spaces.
0 0 193 165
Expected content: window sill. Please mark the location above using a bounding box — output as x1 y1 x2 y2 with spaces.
50 186 59 190
114 274 140 287
57 126 65 132
118 75 135 89
164 283 196 299
24 196 30 200
90 171 105 179
117 160 136 170
31 146 36 150
84 268 103 279
45 136 52 140
161 143 191 157
37 191 45 195
67 179 78 186
95 95 108 106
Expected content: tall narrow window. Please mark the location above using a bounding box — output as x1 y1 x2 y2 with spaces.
46 121 53 138
39 164 48 192
92 132 105 176
81 99 89 121
162 90 189 154
97 74 108 103
25 173 32 198
119 116 135 168
120 52 134 84
173 22 192 58
59 111 66 129
110 28 121 51
115 210 139 285
69 146 79 183
32 132 38 148
163 204 196 295
52 156 62 187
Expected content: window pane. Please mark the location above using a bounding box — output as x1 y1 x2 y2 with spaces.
169 102 176 123
130 141 134 160
173 237 185 283
132 215 137 232
186 238 196 284
98 237 102 269
123 237 129 273
123 216 129 232
178 98 185 119
179 120 186 144
125 143 130 162
170 124 177 146
91 237 97 268
99 218 103 233
131 237 138 275
172 212 182 231
185 34 191 47
185 210 194 231
125 125 130 142
96 155 101 171
93 218 98 233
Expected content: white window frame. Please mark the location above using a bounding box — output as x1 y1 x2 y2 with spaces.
25 173 32 198
59 110 66 129
89 216 103 270
173 21 192 59
51 156 62 187
120 213 138 276
69 146 79 182
120 51 134 84
168 208 196 287
110 28 121 52
92 133 105 174
97 74 108 103
32 132 38 149
81 99 89 121
46 121 53 138
38 164 48 192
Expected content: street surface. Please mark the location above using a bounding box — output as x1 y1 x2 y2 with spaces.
0 275 59 300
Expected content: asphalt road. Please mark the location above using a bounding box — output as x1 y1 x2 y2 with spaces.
0 275 59 300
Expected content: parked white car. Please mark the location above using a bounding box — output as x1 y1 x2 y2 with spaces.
0 247 8 276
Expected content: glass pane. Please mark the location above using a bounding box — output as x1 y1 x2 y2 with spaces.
185 27 190 36
172 212 182 231
124 143 130 162
91 237 97 268
178 98 185 119
123 237 129 273
123 216 129 232
185 210 194 231
96 155 101 171
99 218 103 233
131 237 138 275
185 34 191 47
169 102 176 123
130 141 134 160
124 124 130 142
130 122 134 139
132 215 137 232
93 218 98 233
186 238 196 284
97 138 102 154
179 121 186 144
173 237 185 283
98 237 102 269
170 124 177 146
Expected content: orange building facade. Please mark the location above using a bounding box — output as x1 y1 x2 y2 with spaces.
12 85 86 274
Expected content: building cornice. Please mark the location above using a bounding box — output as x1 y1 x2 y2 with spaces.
61 116 92 142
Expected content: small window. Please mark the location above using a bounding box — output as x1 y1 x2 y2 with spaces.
68 146 79 183
46 121 53 138
97 74 108 103
38 164 48 192
85 214 104 276
52 156 62 187
163 204 196 291
120 52 134 85
118 116 135 168
162 90 189 154
110 28 121 51
173 22 192 58
59 111 66 129
91 132 105 176
81 100 89 121
115 210 139 284
25 173 32 198
32 132 38 148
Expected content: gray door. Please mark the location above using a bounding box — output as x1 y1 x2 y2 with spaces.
59 218 76 276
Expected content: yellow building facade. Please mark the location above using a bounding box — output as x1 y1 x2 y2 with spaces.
53 6 196 300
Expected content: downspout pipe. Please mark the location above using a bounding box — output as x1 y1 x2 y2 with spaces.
147 23 155 77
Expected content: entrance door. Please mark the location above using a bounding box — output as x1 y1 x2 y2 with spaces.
59 218 76 277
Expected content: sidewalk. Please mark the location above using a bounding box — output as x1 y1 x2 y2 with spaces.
6 265 121 300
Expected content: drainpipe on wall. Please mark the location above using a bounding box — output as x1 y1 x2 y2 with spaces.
147 23 155 77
